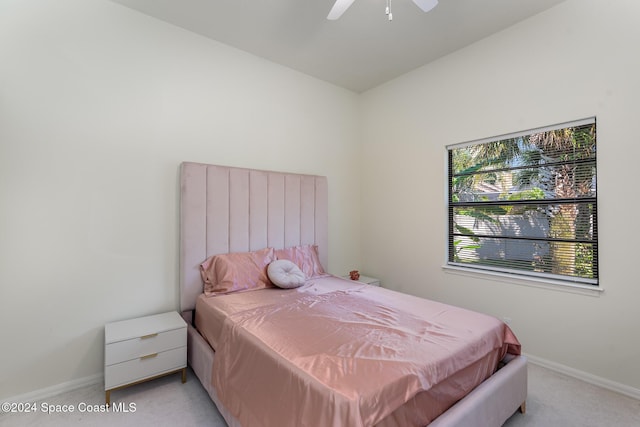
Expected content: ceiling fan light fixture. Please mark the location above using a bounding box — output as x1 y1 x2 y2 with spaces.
327 0 438 21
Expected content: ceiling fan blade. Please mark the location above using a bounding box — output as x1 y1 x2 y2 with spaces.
327 0 356 20
411 0 438 13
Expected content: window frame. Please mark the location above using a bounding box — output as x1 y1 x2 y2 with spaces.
445 118 599 290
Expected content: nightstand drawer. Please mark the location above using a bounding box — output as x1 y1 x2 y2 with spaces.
105 328 186 365
105 346 186 389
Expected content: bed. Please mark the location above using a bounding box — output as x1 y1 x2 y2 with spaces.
179 162 527 427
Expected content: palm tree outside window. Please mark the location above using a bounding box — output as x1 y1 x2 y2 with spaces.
447 117 598 286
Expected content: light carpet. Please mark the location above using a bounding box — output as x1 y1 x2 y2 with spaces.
1 364 639 426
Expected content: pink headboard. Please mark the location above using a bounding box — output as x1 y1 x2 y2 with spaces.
179 162 328 312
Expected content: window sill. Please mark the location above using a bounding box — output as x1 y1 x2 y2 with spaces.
442 264 604 297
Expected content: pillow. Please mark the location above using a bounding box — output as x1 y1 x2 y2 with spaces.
274 244 328 279
200 247 275 296
267 260 306 289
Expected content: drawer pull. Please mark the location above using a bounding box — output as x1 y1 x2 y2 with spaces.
140 353 158 360
140 333 158 340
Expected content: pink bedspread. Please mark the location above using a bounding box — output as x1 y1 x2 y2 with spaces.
195 276 520 427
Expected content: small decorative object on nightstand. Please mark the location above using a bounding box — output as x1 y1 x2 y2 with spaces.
343 273 381 287
349 270 360 280
104 311 187 405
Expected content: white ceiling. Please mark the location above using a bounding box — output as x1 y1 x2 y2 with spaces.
109 0 567 93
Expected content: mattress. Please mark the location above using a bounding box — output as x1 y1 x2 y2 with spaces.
194 276 521 427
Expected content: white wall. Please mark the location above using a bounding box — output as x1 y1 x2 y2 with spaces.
3 0 640 401
0 0 361 398
360 0 640 392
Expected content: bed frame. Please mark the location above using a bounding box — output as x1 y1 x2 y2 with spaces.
179 162 527 427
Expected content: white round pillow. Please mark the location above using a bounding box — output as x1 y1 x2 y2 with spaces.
267 259 306 289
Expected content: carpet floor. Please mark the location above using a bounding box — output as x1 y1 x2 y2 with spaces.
1 363 639 426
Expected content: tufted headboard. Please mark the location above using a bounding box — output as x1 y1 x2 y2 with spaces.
179 162 328 312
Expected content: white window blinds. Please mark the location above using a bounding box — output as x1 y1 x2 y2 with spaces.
447 118 598 285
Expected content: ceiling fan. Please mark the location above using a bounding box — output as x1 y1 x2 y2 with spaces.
327 0 438 20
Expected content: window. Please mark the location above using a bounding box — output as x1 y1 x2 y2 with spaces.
447 118 598 286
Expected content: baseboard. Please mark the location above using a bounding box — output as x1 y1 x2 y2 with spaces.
4 373 104 404
5 356 639 405
525 353 640 401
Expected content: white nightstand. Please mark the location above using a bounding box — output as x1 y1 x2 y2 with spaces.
343 274 381 287
104 311 187 405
